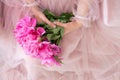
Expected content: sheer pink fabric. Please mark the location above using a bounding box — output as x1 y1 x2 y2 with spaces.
0 0 120 80
102 0 120 27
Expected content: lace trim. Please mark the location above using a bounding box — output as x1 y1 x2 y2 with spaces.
75 15 92 28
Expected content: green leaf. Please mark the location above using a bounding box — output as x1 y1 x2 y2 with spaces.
60 27 64 37
60 13 74 19
51 35 60 40
46 34 53 41
44 24 52 29
58 13 74 23
43 9 58 20
53 27 60 34
56 39 61 45
50 18 55 22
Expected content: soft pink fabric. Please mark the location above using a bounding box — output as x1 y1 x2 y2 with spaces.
0 0 120 80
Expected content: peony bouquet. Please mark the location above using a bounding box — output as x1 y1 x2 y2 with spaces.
14 10 73 66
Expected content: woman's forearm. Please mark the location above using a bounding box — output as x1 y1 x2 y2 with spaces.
24 0 43 22
77 0 90 16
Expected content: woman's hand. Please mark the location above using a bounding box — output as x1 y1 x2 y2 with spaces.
25 0 55 27
54 21 82 35
31 6 56 27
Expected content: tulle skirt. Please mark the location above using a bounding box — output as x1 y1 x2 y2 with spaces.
0 0 120 80
1 21 120 80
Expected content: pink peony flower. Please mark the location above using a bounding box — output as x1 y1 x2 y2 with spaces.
14 16 37 43
18 16 37 28
38 41 53 59
50 44 61 55
28 30 39 40
14 16 62 66
25 41 40 57
14 16 40 44
36 27 46 36
14 16 36 36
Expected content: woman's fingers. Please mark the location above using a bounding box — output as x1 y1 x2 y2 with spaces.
31 7 55 27
54 21 66 28
43 18 56 27
38 12 56 27
54 21 82 35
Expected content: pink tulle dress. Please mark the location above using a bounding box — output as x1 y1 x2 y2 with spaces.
0 0 120 80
